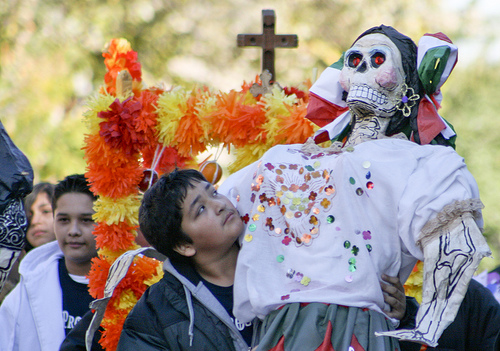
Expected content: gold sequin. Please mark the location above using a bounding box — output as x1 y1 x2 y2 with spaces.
321 198 331 208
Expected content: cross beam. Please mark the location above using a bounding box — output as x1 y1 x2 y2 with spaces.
237 9 298 82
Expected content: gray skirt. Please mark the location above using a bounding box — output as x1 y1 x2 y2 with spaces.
255 303 400 351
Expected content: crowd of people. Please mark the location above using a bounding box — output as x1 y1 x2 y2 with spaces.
0 24 500 351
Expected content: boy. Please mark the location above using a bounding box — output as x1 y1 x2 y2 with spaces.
0 174 98 351
117 169 408 351
117 168 251 351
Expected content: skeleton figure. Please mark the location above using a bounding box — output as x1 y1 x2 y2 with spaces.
220 25 490 350
336 26 491 347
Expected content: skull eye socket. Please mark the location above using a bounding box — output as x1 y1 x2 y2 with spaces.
347 53 363 68
371 52 386 67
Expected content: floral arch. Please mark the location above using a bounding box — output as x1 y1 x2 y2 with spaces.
84 38 316 350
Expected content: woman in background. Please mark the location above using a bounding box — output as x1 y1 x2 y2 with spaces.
0 182 56 303
24 182 56 251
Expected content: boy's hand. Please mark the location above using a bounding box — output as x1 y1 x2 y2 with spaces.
380 274 406 320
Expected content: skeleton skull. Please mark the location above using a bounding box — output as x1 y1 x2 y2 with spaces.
339 33 405 118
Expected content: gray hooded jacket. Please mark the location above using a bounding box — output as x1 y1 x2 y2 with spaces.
116 259 250 351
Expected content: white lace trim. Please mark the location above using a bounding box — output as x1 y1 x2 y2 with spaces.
300 137 343 154
417 198 484 249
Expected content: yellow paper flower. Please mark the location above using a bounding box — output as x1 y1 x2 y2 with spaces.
115 289 138 310
156 87 188 146
143 264 164 286
82 93 117 134
404 260 424 303
93 195 141 226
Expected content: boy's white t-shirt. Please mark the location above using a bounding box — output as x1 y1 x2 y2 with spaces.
219 138 482 323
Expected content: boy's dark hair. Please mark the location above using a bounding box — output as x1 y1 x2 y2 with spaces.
139 168 207 263
52 174 97 211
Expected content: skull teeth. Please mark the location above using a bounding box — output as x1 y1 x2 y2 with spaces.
349 85 388 105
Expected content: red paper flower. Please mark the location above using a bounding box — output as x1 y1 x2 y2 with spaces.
283 86 306 100
98 97 148 155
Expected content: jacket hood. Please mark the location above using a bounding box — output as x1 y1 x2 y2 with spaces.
19 240 62 277
162 258 250 349
163 259 201 290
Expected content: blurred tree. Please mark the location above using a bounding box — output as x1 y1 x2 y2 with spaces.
441 64 500 270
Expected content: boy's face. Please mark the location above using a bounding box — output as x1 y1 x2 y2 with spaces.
54 192 97 275
180 180 244 257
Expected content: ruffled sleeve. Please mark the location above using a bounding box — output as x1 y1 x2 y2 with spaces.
396 144 482 279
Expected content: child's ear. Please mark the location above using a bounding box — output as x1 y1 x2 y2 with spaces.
173 243 196 257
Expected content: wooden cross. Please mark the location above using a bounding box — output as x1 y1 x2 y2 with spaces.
237 9 298 82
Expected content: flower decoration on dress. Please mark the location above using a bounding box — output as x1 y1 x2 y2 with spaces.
396 83 420 117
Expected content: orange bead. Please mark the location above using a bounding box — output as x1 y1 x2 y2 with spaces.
199 161 223 184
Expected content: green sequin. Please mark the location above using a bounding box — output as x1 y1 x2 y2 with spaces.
351 245 359 256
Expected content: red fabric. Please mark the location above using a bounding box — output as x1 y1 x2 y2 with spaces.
349 333 366 351
268 336 286 351
314 131 331 144
314 321 335 351
416 98 446 145
306 93 348 128
423 32 452 44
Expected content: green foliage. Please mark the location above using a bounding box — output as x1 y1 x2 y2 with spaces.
441 64 500 270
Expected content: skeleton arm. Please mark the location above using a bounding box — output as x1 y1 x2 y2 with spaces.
376 200 491 347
